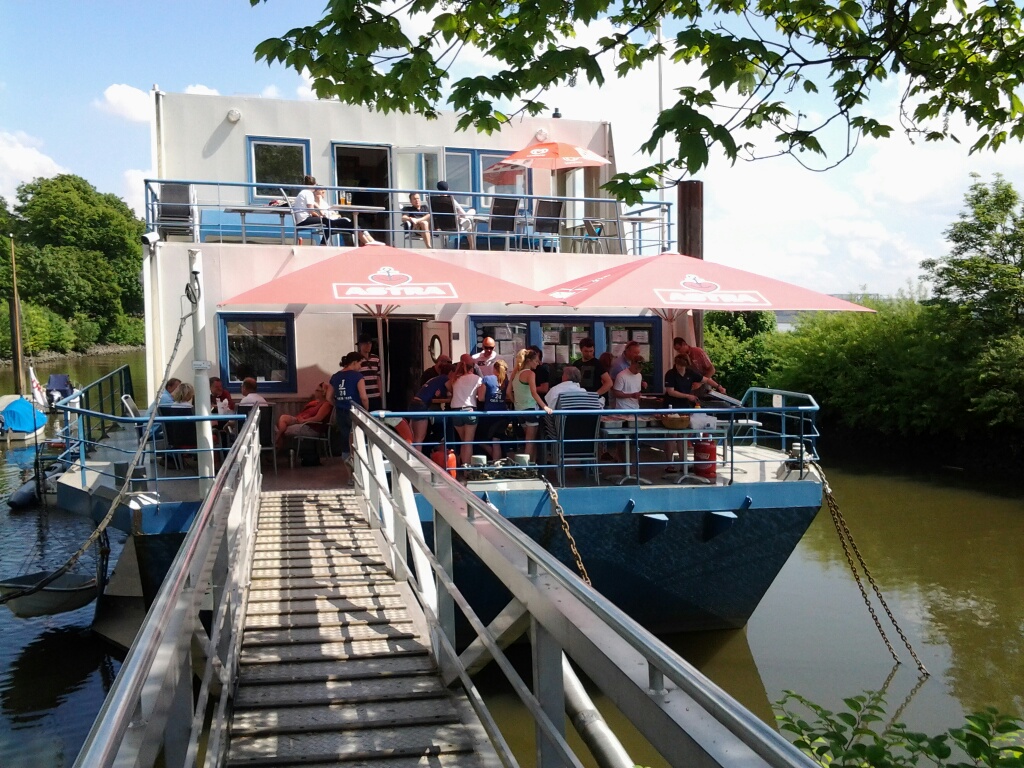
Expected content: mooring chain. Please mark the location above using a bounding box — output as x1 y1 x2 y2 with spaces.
814 462 929 676
542 478 590 586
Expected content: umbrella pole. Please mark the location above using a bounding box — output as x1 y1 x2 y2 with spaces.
376 311 386 409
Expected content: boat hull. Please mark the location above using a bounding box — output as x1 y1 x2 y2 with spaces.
0 572 98 618
417 478 821 635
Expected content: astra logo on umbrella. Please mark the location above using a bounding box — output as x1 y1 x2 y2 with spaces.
333 266 458 299
654 274 771 307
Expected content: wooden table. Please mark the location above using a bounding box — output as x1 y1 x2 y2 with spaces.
223 206 290 244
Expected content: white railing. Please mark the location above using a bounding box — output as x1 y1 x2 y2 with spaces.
347 407 818 768
73 411 263 767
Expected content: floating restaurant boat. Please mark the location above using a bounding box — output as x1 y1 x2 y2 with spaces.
123 89 861 634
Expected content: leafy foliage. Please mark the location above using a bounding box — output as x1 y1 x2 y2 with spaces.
252 0 1024 195
775 690 1024 767
705 310 779 394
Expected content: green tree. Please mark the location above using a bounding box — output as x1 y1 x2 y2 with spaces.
922 173 1024 334
252 0 1024 196
704 310 778 395
14 174 145 314
16 243 123 323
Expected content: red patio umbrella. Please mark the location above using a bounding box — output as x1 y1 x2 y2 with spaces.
483 141 611 181
220 245 565 407
539 253 873 314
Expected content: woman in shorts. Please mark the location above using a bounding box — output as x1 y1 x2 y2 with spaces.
476 359 511 462
450 355 483 465
510 349 553 464
409 361 453 451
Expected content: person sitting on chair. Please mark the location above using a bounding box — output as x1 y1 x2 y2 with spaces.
295 176 376 246
401 192 432 248
436 181 476 248
236 377 269 407
276 382 332 450
172 382 195 405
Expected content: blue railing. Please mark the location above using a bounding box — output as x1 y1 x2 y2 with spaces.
143 178 674 256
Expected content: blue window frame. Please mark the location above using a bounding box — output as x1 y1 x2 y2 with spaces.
246 136 311 203
445 148 531 212
217 312 297 394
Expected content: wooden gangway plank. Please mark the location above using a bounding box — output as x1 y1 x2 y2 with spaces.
226 489 499 768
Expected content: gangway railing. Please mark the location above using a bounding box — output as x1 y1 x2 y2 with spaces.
347 407 817 768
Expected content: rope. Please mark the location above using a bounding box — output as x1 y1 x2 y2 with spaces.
813 461 929 676
1 282 198 606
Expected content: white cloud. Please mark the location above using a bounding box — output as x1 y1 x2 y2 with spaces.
261 84 281 99
184 84 220 96
121 168 152 216
95 83 151 123
0 131 67 200
296 70 317 101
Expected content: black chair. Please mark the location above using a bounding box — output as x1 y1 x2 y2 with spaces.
237 403 277 475
529 198 564 252
428 194 468 249
154 183 198 241
482 196 521 251
158 405 197 470
554 411 602 486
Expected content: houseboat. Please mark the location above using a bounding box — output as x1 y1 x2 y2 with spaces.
139 89 825 633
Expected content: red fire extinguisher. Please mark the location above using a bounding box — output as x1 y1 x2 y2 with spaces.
446 449 458 478
692 439 717 479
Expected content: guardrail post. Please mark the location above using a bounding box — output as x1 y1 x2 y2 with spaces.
434 512 456 646
531 617 566 768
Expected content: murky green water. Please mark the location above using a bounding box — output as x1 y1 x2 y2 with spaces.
1 351 1021 765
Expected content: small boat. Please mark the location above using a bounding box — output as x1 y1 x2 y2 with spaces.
0 395 48 443
0 571 98 618
44 373 75 410
7 462 64 510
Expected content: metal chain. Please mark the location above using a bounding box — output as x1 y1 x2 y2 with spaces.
542 478 590 585
814 462 929 676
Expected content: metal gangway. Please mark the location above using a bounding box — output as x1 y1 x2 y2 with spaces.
74 407 817 768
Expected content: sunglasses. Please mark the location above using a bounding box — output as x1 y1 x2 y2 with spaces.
483 346 495 351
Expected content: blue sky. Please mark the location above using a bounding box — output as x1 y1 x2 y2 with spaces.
2 0 1022 296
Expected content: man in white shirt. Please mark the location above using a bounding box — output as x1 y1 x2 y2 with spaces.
472 336 499 378
545 366 584 409
236 377 270 408
611 356 645 410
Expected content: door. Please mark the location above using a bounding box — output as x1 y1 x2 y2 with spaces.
393 147 445 243
423 320 451 369
334 143 392 243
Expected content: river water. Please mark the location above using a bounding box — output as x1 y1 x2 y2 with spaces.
0 351 1021 766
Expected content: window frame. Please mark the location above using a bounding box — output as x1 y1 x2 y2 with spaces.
246 136 311 203
217 311 297 394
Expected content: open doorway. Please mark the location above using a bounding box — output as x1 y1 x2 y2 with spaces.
355 317 425 410
334 143 392 244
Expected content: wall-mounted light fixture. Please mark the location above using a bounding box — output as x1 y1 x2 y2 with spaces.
552 107 562 119
535 128 549 142
226 108 242 124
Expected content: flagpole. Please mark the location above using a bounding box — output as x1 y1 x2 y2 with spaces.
9 234 26 396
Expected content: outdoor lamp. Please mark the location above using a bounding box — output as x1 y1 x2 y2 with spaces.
535 128 549 142
552 107 562 118
226 108 242 123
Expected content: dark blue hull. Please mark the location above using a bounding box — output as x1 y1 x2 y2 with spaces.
417 480 821 634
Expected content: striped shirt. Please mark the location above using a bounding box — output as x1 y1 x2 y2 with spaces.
360 354 382 400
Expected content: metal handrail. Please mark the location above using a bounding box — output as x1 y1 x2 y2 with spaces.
350 408 818 767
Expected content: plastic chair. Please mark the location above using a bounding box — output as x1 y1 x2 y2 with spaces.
581 218 609 254
428 194 468 249
291 408 335 468
158 405 197 470
154 183 198 242
237 403 277 475
528 199 564 252
553 410 602 486
482 196 521 251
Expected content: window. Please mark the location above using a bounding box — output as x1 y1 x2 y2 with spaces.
217 313 296 393
480 151 526 207
443 150 473 207
541 322 593 365
473 321 528 369
248 137 310 199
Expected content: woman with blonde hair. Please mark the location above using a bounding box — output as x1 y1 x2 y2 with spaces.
172 382 195 404
476 358 511 461
511 349 553 463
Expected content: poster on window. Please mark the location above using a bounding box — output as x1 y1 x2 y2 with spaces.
544 344 557 362
494 327 512 341
542 330 561 343
633 330 649 343
610 343 625 356
610 330 629 343
554 345 570 364
571 332 588 344
638 345 651 360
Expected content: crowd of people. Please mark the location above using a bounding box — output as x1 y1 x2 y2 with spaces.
387 335 724 472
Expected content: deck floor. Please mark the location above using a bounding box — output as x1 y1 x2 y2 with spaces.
225 489 499 767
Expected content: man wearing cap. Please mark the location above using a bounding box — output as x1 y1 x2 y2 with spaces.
472 337 499 378
357 334 383 410
419 354 453 386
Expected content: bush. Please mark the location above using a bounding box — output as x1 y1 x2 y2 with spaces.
776 690 1024 767
70 313 101 351
103 315 145 346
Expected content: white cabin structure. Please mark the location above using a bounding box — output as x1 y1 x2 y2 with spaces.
143 90 677 409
